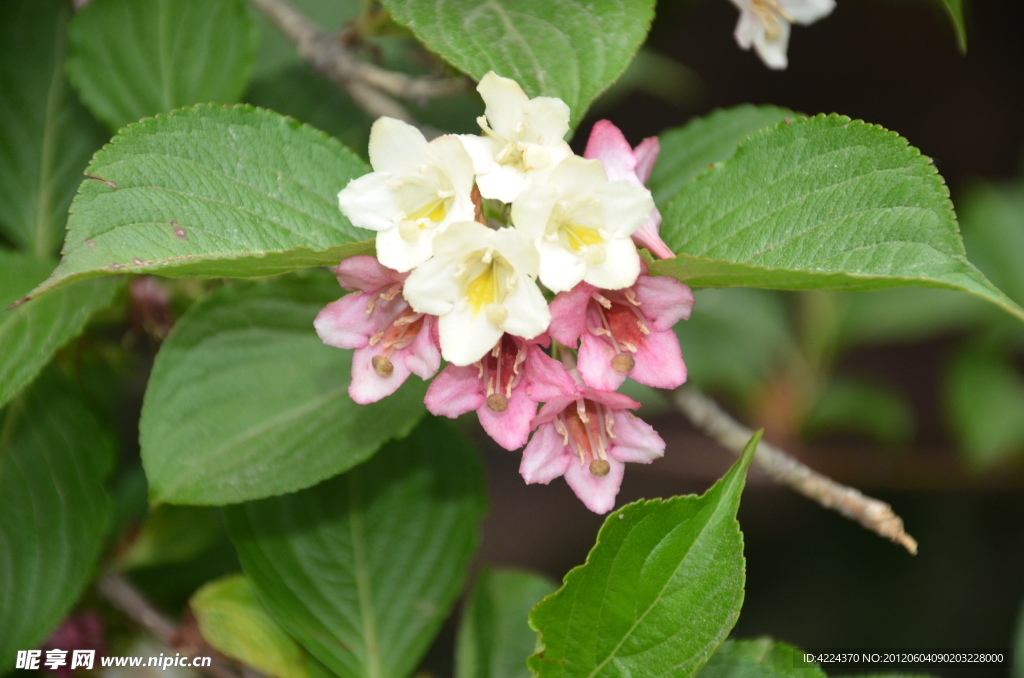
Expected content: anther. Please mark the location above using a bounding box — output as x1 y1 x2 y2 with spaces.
589 459 611 477
486 393 509 412
371 355 394 377
611 353 635 373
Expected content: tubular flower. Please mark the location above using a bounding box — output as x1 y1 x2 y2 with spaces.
583 120 674 260
402 221 550 366
520 382 665 514
548 267 694 391
337 117 475 272
729 0 836 69
315 256 440 404
458 72 574 203
425 334 576 450
511 155 655 293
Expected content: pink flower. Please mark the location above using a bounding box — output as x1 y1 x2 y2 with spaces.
583 120 674 260
520 383 665 514
40 612 105 677
548 264 694 391
315 256 441 404
425 334 575 450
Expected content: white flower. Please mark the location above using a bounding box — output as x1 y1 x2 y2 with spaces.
403 221 550 366
730 0 835 69
458 72 574 203
510 156 654 293
338 117 475 272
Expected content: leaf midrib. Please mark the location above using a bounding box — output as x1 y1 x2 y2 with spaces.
584 484 742 678
347 471 383 678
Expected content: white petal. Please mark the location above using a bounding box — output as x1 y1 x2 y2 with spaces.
549 156 609 195
522 98 571 146
368 117 432 174
490 227 539 277
454 134 500 178
536 238 587 293
733 9 759 50
476 164 530 203
337 173 400 232
403 256 459 316
781 0 836 25
430 135 477 195
509 183 558 240
477 72 530 139
431 221 494 258
596 180 655 238
374 223 436 273
500 274 550 340
753 17 790 69
439 304 503 366
582 236 641 290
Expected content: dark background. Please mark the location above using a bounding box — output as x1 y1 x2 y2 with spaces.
464 1 1024 676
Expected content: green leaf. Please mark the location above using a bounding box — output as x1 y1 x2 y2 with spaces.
117 506 221 570
648 105 796 208
191 574 329 678
527 431 762 678
938 0 967 53
26 104 373 300
695 638 825 678
803 378 915 445
379 0 655 127
675 288 794 404
651 115 1024 323
836 288 989 348
67 0 257 132
958 181 1024 306
224 417 486 678
944 342 1024 467
0 249 118 410
0 0 107 257
140 276 427 505
0 372 116 670
456 569 558 678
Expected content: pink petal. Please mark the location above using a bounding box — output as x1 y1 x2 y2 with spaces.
548 283 595 345
424 364 485 418
629 328 687 390
335 255 403 293
631 209 676 260
478 384 537 450
563 455 625 514
610 411 665 463
634 275 695 330
532 395 581 427
400 315 441 379
580 388 640 412
577 332 627 392
349 345 412 404
523 345 577 401
314 294 380 349
583 120 638 184
520 423 572 484
633 136 660 183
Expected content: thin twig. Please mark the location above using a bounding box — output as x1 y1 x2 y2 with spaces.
95 571 242 678
673 386 919 555
248 0 470 122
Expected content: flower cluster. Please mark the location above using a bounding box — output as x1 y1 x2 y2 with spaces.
317 72 695 513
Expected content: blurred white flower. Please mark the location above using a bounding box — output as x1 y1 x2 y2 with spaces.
730 0 835 69
403 221 550 366
459 72 573 203
511 156 654 293
338 117 475 272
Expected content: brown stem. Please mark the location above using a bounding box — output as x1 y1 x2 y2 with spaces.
247 0 470 122
95 571 243 678
673 386 919 555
